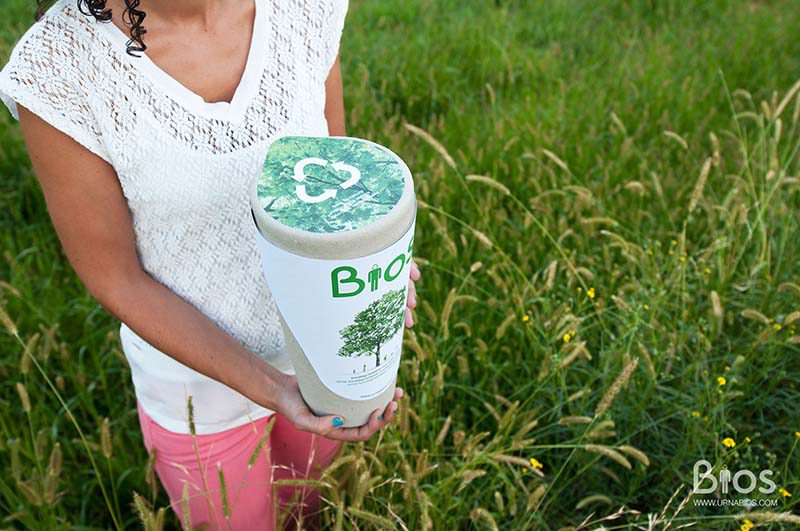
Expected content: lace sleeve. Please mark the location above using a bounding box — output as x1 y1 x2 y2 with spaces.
0 15 112 164
320 0 349 75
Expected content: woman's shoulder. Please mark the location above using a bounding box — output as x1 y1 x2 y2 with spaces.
280 0 348 75
5 1 100 68
0 0 113 161
1 1 107 94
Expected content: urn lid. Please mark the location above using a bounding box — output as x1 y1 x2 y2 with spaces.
251 136 416 259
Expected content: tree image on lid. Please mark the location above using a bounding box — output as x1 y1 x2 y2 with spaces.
259 137 405 233
337 289 406 367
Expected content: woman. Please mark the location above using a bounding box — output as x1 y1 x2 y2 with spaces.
0 0 420 528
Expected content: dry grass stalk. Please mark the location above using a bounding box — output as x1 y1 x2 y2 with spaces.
440 288 456 340
466 174 510 195
491 454 544 477
349 507 396 528
248 416 276 469
575 494 613 510
132 491 166 531
20 333 39 374
543 260 558 292
710 290 724 325
0 303 17 336
738 512 800 525
595 358 639 417
610 111 628 136
16 382 30 413
145 448 158 499
688 157 712 214
469 507 499 531
624 181 646 196
436 415 453 446
513 419 539 440
526 484 547 511
471 228 494 248
559 416 593 426
100 418 112 459
458 469 487 492
663 131 688 150
417 490 432 529
404 123 456 169
495 313 516 340
617 445 650 467
583 445 632 469
542 149 570 173
740 308 770 324
217 464 231 520
775 79 800 117
637 344 657 380
782 310 799 326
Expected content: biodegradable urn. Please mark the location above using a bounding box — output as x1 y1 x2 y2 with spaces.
251 136 416 427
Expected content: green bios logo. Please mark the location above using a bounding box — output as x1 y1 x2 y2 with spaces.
331 237 414 298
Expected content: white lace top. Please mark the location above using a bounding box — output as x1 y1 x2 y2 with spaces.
0 0 349 433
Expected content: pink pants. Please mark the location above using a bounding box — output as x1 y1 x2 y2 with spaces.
137 403 341 530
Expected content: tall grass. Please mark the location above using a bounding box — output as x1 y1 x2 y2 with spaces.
1 0 799 528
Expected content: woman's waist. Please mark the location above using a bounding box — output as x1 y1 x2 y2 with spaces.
119 323 290 433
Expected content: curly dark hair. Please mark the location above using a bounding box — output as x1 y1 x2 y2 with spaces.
35 0 147 56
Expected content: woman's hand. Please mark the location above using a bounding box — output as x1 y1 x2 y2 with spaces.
275 374 403 441
405 259 421 328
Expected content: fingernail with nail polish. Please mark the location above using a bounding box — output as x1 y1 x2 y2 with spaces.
332 417 344 427
378 414 383 421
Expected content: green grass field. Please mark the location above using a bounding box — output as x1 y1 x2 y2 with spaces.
2 0 799 528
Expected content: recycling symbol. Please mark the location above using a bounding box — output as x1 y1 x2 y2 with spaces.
291 157 361 204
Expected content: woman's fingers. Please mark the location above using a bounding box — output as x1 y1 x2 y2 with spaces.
410 259 421 282
292 408 344 437
406 263 419 328
324 390 404 441
406 279 417 309
327 409 382 441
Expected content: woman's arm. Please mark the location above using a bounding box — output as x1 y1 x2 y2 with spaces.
17 105 397 440
324 54 346 136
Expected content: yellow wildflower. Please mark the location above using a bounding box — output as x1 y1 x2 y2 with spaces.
668 249 674 255
740 519 754 531
779 487 792 497
722 437 736 448
643 304 650 311
795 431 800 438
587 287 595 299
717 376 727 387
522 315 530 322
704 267 711 274
671 239 677 246
745 436 751 443
691 411 701 418
773 323 782 331
563 333 571 344
679 254 686 263
529 457 543 469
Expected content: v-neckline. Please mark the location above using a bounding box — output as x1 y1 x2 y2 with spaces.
98 0 267 122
